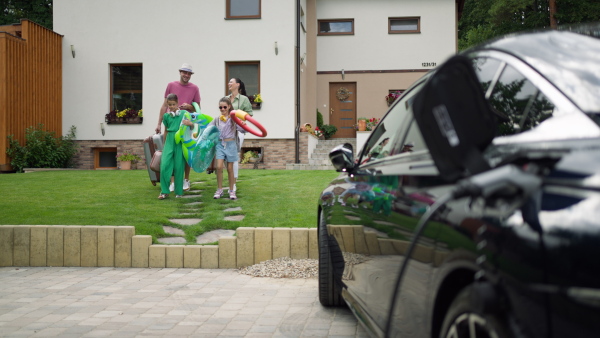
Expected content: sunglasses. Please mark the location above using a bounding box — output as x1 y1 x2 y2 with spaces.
219 106 229 110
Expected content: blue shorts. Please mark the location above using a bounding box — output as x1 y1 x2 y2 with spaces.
216 140 239 162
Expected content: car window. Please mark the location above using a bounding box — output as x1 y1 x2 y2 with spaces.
393 118 426 155
489 64 556 136
360 82 425 163
472 57 503 96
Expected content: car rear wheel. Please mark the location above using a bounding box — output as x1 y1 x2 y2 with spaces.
318 212 345 307
441 285 511 338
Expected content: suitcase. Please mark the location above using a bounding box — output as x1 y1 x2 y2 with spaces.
143 133 163 185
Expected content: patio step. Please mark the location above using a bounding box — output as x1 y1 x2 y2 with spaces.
287 138 356 170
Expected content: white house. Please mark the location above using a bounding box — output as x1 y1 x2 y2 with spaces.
53 0 461 170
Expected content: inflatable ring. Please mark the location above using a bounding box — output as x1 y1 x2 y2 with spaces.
230 110 267 137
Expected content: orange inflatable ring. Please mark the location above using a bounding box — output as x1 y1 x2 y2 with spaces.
230 110 267 137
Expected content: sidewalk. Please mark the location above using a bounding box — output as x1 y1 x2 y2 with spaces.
0 267 367 337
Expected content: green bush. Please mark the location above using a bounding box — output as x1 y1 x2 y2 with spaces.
316 109 324 129
321 124 337 140
7 124 78 172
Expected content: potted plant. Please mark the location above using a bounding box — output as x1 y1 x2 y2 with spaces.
240 150 260 164
385 91 401 106
321 124 338 139
105 110 118 123
116 152 141 170
249 93 263 109
357 117 368 131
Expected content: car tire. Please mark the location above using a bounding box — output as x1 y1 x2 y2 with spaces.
440 284 511 338
318 212 345 307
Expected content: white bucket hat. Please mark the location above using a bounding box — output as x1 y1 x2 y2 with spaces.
179 63 193 73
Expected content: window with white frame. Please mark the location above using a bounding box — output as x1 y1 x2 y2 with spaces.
227 0 261 19
389 17 420 34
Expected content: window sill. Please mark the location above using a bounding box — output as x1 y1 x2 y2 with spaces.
105 117 143 124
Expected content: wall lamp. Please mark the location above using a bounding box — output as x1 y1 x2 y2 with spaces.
274 41 278 55
100 123 105 136
71 45 75 58
341 69 345 80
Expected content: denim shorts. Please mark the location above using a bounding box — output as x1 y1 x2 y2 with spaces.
215 140 239 162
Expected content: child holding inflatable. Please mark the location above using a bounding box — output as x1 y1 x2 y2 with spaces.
158 93 194 200
210 97 246 200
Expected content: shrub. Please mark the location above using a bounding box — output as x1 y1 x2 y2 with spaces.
321 124 338 140
316 109 324 129
6 124 78 172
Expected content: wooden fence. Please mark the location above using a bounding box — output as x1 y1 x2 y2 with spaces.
0 20 62 171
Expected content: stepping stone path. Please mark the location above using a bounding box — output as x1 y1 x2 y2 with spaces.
157 180 246 244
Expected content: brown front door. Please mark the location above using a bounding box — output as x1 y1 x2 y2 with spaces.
329 82 356 138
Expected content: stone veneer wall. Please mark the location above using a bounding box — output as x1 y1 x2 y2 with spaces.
73 133 312 170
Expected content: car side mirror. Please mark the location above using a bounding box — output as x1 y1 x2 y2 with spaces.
413 54 497 182
329 143 355 172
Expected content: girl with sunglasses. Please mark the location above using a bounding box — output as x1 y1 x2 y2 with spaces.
209 97 246 200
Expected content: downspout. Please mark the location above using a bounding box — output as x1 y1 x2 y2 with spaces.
295 0 301 163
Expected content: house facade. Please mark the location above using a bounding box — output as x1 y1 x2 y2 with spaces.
53 0 460 170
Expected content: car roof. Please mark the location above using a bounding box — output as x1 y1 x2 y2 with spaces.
469 28 600 114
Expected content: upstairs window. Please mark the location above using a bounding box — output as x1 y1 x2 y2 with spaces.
227 0 261 19
318 19 354 35
389 17 420 34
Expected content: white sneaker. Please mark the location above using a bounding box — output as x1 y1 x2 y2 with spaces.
183 179 191 191
169 182 174 192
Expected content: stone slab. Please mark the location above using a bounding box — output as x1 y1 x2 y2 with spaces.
98 227 115 267
180 194 201 199
236 228 254 268
219 236 237 268
290 228 308 259
200 245 219 268
132 235 152 268
183 246 201 268
224 215 245 221
254 228 272 264
196 229 235 244
0 227 13 266
166 246 184 268
30 226 47 267
81 227 98 267
157 237 186 244
13 226 30 267
115 226 134 268
224 207 242 212
308 228 318 259
47 226 64 267
169 219 202 226
149 245 166 268
163 226 185 235
272 228 290 259
63 227 80 267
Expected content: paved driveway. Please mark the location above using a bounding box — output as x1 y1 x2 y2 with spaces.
0 267 367 337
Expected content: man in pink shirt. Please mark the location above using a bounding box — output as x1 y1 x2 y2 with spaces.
156 63 201 191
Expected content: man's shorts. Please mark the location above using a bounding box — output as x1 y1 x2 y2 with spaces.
215 140 239 162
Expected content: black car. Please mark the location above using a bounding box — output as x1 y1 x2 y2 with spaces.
318 26 600 338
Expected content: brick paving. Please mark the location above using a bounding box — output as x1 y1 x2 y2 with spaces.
0 267 368 337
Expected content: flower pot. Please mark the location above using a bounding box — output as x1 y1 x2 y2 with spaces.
120 161 131 170
358 120 367 131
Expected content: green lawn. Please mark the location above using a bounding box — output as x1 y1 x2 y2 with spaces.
0 169 339 243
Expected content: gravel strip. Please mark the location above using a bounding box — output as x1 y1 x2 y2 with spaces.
237 252 370 279
238 257 318 278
